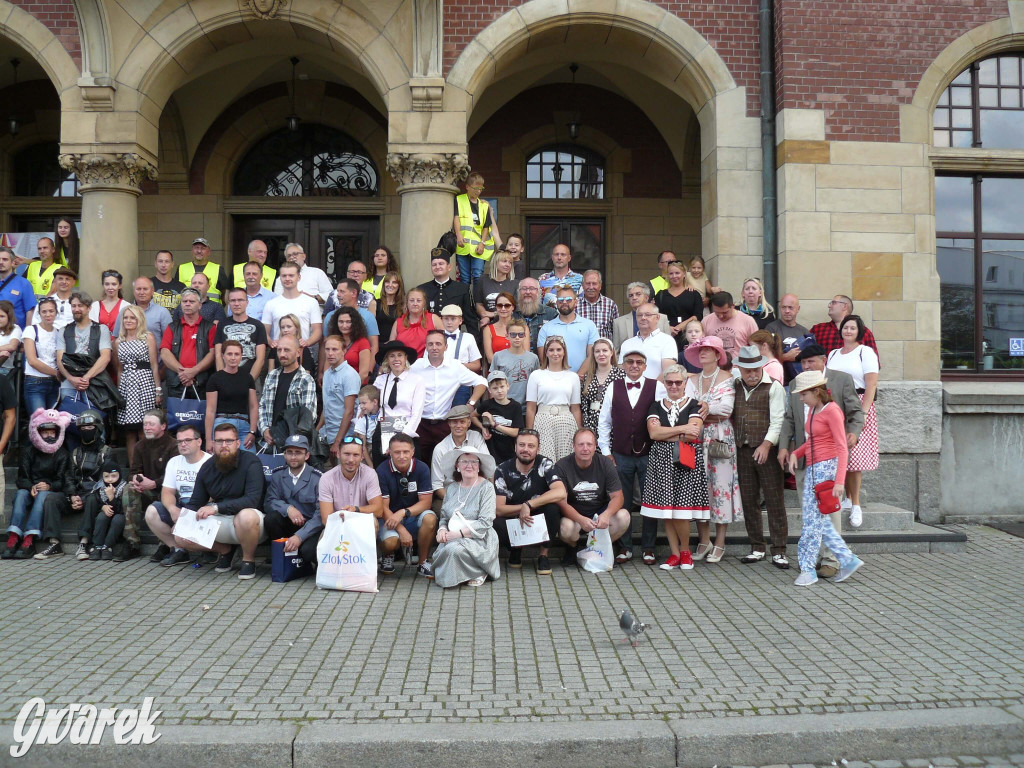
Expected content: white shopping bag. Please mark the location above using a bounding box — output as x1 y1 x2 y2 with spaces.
315 512 379 593
576 515 614 573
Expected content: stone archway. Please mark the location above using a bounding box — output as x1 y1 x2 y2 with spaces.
0 1 80 94
446 0 763 292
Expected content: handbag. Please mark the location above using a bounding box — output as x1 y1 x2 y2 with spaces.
707 439 733 460
165 385 204 431
675 441 696 470
271 539 315 583
808 407 842 515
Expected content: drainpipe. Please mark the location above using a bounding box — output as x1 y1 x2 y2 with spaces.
759 0 778 308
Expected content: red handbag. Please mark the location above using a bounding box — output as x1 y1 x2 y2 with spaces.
676 441 696 470
808 408 841 515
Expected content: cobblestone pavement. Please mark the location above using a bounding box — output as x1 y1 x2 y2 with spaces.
0 525 1021 726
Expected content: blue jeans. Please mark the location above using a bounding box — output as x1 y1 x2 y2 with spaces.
456 254 486 285
23 376 60 414
612 452 657 549
8 489 50 538
214 416 256 452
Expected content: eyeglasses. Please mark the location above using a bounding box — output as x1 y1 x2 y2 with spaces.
665 380 685 387
213 438 238 445
496 303 514 309
469 185 485 191
828 300 849 306
342 436 364 445
624 359 646 366
636 312 657 318
508 331 526 338
176 437 199 445
519 285 538 292
545 336 565 343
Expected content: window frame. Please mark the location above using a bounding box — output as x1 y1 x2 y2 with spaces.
933 53 1024 149
524 144 605 200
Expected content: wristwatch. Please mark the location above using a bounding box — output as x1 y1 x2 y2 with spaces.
468 399 477 408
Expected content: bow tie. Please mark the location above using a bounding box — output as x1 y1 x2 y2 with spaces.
446 333 458 340
626 381 642 390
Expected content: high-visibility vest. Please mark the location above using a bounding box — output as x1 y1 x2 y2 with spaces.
650 275 669 296
178 261 224 303
362 276 385 300
233 262 276 291
25 261 60 297
455 193 494 261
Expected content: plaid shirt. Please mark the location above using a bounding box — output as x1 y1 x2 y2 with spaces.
538 269 583 306
577 294 620 340
811 321 881 365
258 365 319 434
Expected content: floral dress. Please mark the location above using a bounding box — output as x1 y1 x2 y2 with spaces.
117 338 157 426
581 367 625 432
685 374 742 524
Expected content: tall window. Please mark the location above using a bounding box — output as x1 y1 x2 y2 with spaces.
13 142 80 197
934 54 1024 374
525 145 604 199
233 125 379 197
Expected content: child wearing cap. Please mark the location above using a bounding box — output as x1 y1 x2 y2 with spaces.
440 305 482 373
473 370 525 465
88 460 129 561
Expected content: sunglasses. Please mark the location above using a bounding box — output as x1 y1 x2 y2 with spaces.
398 476 410 493
555 297 575 303
665 380 685 387
518 429 540 438
496 303 514 309
102 270 122 279
342 436 364 445
508 331 526 338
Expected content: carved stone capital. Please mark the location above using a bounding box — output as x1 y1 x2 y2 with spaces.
386 152 468 191
58 153 157 193
239 0 288 20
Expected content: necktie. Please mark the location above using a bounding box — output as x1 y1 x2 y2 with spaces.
627 381 641 390
388 377 398 408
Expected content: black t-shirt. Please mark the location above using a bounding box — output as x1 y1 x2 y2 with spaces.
479 397 525 465
494 455 561 505
207 370 255 416
553 453 622 518
214 316 268 376
151 276 185 311
274 368 298 418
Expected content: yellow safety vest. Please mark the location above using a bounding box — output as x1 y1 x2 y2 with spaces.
362 276 385 300
233 262 276 291
179 261 224 303
455 193 494 261
650 275 669 296
26 261 60 297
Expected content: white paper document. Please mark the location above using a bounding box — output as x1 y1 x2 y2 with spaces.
173 508 221 549
506 514 550 547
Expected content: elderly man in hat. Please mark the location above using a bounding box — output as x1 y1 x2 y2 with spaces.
430 404 490 501
731 344 790 568
410 328 487 460
778 343 864 576
263 434 323 569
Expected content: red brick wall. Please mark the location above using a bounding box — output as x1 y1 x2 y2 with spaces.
443 0 762 116
468 83 682 198
775 0 1006 141
10 0 81 65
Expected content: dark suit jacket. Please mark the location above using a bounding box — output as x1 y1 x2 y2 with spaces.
779 368 864 465
418 279 478 333
264 463 323 541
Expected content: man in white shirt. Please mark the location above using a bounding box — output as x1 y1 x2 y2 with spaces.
263 262 323 357
144 424 211 567
36 266 76 329
410 329 487 460
618 303 677 399
273 242 333 304
429 405 490 500
440 304 482 373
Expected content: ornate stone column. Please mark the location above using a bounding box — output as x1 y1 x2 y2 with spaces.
386 152 468 288
59 152 156 285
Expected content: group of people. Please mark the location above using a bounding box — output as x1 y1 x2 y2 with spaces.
0 188 879 588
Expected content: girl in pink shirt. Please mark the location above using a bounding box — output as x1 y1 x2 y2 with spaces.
787 371 863 587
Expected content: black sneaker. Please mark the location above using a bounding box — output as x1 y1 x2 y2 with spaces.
101 548 114 561
214 547 236 573
536 554 552 575
508 548 523 568
33 541 63 560
237 561 257 580
112 543 139 562
13 547 30 560
0 546 14 560
161 549 191 567
89 546 103 561
561 546 578 567
380 554 396 575
149 544 170 563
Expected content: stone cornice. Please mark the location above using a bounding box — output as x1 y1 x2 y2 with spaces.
58 153 157 193
386 152 468 192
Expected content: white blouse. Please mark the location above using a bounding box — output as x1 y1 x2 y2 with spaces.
826 345 879 389
526 369 581 406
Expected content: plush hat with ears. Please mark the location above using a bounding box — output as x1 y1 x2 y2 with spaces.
28 408 71 454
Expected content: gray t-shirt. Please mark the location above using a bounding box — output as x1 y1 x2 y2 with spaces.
491 349 539 407
55 322 112 354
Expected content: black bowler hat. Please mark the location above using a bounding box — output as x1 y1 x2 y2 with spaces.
376 339 419 366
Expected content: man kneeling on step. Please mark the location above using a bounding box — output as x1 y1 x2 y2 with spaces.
174 422 266 580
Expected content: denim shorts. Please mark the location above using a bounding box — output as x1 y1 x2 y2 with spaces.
379 510 435 541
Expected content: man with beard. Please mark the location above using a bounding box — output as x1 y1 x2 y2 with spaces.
55 291 112 406
514 277 555 352
178 422 266 580
537 285 599 375
494 429 566 574
258 334 318 450
41 266 76 329
37 409 114 561
263 435 322 573
121 409 178 561
418 247 478 334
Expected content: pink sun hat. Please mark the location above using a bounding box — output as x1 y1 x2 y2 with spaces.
683 335 728 369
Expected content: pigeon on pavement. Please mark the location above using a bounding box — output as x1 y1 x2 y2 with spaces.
618 607 649 647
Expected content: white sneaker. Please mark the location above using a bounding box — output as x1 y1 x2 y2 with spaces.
849 505 863 528
841 497 853 511
794 571 818 586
